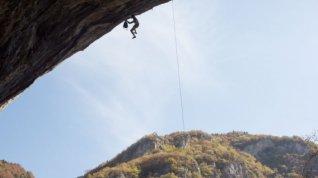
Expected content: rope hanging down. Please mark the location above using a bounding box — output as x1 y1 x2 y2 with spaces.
171 0 185 131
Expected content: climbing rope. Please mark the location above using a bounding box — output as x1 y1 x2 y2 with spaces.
171 0 185 131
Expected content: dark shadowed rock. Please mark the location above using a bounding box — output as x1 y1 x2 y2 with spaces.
0 0 170 108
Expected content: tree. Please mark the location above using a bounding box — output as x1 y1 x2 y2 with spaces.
302 131 318 178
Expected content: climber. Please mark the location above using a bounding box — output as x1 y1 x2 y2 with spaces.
126 15 139 39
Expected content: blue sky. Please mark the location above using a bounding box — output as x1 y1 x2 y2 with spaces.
1 0 318 177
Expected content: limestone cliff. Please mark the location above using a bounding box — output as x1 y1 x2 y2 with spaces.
0 0 170 108
82 131 318 178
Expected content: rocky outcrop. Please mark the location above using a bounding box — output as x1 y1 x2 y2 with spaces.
0 0 170 108
240 138 309 159
225 134 313 175
105 133 164 167
111 131 212 165
82 131 318 178
88 131 212 175
0 160 34 178
222 162 251 178
82 132 289 177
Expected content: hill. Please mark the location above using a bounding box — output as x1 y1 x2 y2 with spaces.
82 131 318 178
0 160 34 178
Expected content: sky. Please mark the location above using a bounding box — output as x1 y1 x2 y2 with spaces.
1 0 318 177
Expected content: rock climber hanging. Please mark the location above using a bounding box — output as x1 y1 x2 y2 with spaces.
124 15 139 39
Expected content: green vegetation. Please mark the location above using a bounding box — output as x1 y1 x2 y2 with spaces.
83 131 318 178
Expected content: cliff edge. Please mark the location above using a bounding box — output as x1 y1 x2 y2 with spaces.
0 0 170 108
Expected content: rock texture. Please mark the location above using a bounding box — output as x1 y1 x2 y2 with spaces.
87 132 212 175
81 131 318 178
0 0 170 108
222 132 314 175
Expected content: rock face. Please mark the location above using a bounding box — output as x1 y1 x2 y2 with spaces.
88 132 211 175
81 131 318 178
0 160 34 178
223 132 313 175
0 0 170 108
222 162 251 178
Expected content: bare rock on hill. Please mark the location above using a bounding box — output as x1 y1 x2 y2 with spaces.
82 131 318 178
